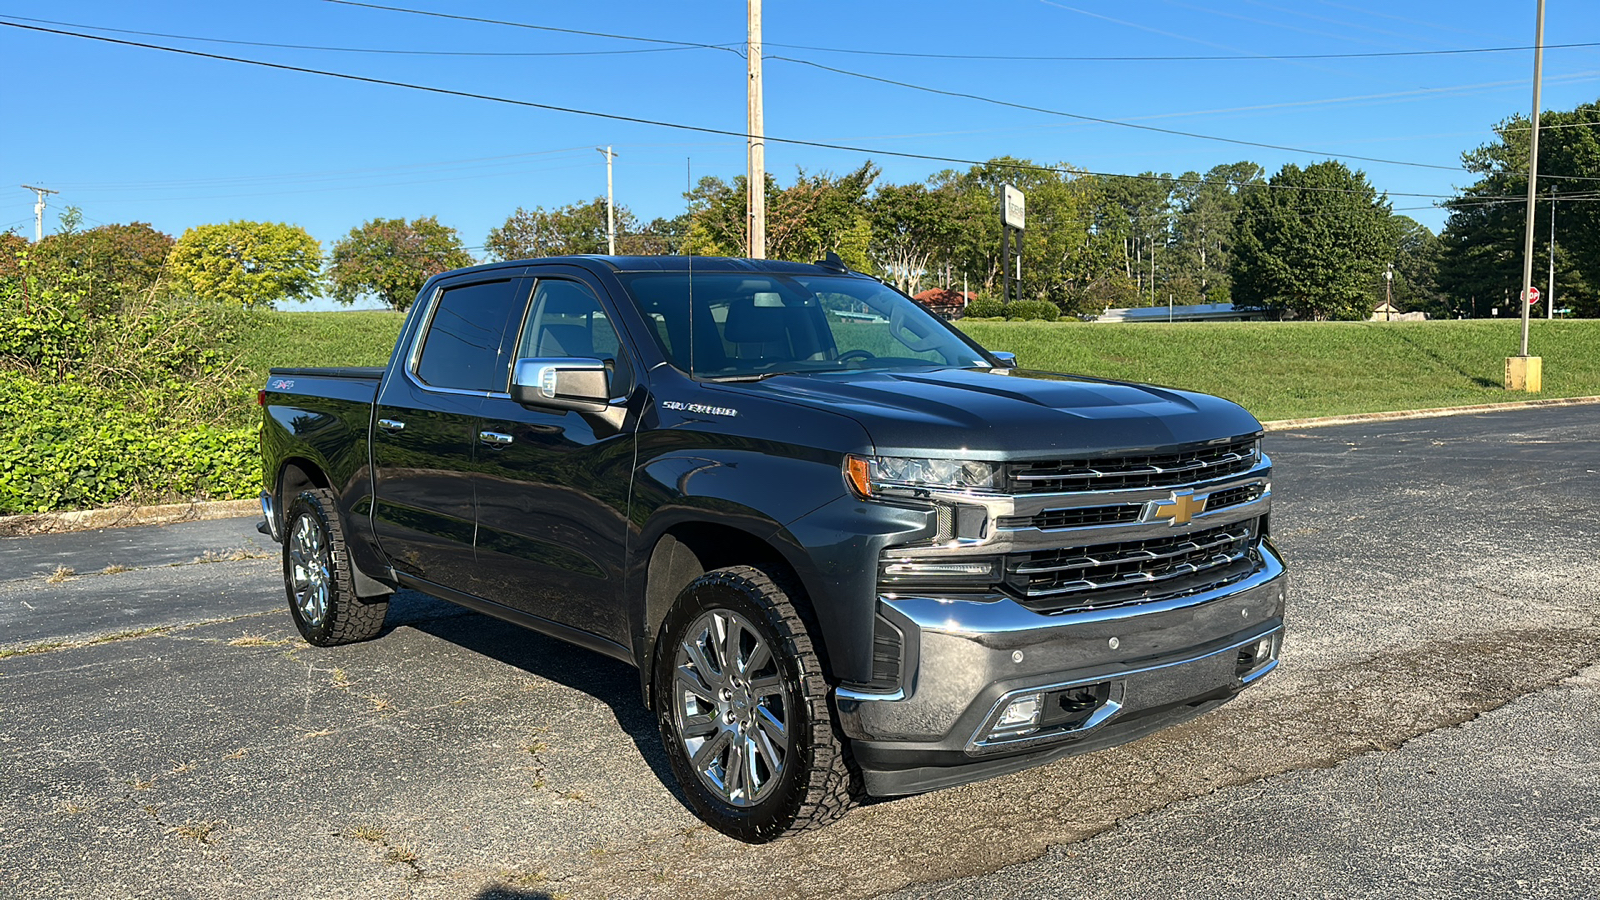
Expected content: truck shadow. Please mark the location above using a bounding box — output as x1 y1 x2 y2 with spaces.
381 589 689 812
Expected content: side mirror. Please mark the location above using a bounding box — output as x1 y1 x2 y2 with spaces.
990 351 1018 368
511 358 612 413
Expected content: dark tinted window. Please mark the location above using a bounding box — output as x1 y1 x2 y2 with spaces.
415 279 524 391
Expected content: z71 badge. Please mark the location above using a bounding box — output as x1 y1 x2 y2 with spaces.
662 400 739 417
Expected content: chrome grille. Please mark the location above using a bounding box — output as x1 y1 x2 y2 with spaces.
1007 436 1259 494
1006 519 1259 609
998 503 1143 531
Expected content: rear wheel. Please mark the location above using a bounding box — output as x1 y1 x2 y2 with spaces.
282 489 388 646
653 565 857 842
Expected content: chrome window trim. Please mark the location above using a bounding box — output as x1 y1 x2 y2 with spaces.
402 276 524 398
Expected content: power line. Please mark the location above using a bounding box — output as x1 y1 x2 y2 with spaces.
768 54 1468 172
760 38 1600 62
0 13 723 57
0 20 1499 201
328 0 1470 173
321 0 743 55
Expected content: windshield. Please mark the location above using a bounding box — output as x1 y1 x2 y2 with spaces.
615 271 993 380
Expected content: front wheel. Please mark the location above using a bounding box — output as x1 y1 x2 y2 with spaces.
282 488 388 646
653 566 857 842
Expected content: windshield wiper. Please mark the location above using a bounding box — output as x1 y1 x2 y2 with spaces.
700 371 793 383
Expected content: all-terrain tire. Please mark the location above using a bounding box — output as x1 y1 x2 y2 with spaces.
282 489 388 646
652 565 858 843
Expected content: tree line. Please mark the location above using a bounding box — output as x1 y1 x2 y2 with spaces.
8 97 1597 319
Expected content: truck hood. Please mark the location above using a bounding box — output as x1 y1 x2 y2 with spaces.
716 367 1262 458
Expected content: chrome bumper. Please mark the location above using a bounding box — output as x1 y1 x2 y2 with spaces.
837 541 1287 796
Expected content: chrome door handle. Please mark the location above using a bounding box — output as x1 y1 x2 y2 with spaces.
479 431 513 446
377 418 406 432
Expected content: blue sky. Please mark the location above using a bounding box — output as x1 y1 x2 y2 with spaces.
3 1 1598 308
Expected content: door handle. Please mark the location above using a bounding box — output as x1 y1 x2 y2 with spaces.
479 431 514 446
377 418 406 432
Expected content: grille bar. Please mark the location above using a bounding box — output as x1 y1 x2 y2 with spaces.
1015 525 1253 575
1008 519 1259 601
1008 436 1259 494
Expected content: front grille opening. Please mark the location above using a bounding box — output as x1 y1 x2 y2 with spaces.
1007 518 1262 613
1008 435 1259 494
1206 483 1265 512
999 503 1143 531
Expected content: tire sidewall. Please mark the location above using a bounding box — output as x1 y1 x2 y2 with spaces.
653 570 818 843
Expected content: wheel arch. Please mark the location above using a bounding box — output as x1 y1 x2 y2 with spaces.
636 520 826 707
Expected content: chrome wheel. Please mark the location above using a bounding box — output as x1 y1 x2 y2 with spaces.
672 608 792 808
288 513 331 630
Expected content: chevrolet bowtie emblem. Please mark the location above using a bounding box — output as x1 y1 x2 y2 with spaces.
1147 490 1208 526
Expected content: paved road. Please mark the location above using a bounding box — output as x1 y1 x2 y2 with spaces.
1 405 1596 899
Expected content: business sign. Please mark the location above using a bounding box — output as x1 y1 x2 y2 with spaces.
1002 184 1026 231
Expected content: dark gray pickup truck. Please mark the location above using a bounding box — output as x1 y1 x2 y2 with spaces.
258 254 1285 842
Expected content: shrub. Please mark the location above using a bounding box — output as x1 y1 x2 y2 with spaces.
1006 300 1061 321
964 296 1006 318
0 256 256 514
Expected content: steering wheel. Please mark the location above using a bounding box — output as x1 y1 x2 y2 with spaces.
837 349 877 364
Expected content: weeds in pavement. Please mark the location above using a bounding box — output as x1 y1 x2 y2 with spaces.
45 566 74 583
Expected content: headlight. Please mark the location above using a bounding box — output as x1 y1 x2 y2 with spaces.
845 454 1000 497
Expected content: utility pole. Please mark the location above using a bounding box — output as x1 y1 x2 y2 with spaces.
20 185 57 241
1508 0 1546 392
746 0 766 259
596 146 617 255
1548 186 1556 319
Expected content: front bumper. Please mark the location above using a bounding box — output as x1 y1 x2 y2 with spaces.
836 541 1287 796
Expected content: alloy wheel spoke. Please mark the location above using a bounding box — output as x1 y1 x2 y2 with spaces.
691 728 732 775
743 640 772 677
747 673 784 700
755 705 787 745
675 663 716 703
683 638 721 690
723 736 746 799
744 736 766 793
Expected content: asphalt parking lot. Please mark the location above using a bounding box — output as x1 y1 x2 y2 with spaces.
2 404 1597 899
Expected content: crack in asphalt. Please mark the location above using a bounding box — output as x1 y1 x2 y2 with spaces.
461 622 1600 900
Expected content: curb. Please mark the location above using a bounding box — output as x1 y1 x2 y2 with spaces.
1261 394 1600 432
5 395 1599 537
0 499 260 538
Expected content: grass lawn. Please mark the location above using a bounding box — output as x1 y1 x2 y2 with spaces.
959 319 1600 421
233 311 1597 423
231 309 405 379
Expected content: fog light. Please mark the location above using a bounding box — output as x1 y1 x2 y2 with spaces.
991 692 1044 737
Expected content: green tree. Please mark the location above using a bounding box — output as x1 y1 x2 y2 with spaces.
326 216 474 311
1390 217 1446 317
486 198 641 260
685 164 879 270
868 182 966 293
1231 161 1399 320
1439 100 1600 318
31 222 175 308
1170 162 1264 304
166 221 321 309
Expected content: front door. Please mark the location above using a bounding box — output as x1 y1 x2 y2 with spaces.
470 271 638 645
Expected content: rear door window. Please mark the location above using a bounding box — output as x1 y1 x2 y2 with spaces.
414 278 526 392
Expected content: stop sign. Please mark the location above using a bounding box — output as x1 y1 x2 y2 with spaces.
1526 286 1542 304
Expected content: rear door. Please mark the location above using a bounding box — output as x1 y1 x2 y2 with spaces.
470 267 639 644
371 273 530 588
